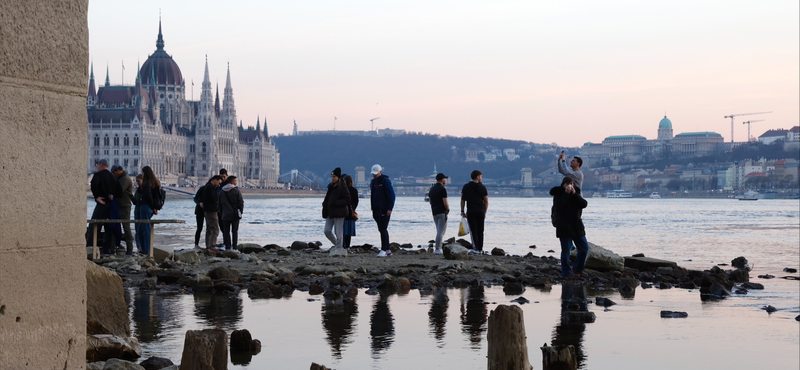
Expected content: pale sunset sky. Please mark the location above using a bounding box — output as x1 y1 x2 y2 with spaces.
88 1 799 147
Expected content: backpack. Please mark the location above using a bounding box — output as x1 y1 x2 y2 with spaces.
153 187 166 210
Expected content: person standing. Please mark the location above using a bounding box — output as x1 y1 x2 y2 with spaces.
203 175 223 250
557 152 584 191
216 169 229 234
342 174 359 249
219 176 244 251
135 166 162 256
460 170 488 254
323 168 351 251
111 164 135 255
192 180 207 248
550 177 590 278
429 173 450 255
132 174 144 253
89 159 122 256
370 164 396 257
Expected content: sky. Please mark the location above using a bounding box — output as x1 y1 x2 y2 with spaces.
88 0 799 147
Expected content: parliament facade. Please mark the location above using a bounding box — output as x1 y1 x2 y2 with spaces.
86 22 280 187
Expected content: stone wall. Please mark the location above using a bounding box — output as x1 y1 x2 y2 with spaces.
0 1 89 368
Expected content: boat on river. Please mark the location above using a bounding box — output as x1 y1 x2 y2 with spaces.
737 190 759 201
605 190 633 198
649 192 663 199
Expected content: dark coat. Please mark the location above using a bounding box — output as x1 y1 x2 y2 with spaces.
346 186 359 220
550 186 587 239
323 181 352 219
202 184 220 212
91 169 122 202
139 182 161 210
370 174 395 212
219 185 244 221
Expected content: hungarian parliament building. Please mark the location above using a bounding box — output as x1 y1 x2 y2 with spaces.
86 22 280 187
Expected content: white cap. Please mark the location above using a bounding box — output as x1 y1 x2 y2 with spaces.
370 164 382 175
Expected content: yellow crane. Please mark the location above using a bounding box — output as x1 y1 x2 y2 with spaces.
742 119 765 142
723 111 771 143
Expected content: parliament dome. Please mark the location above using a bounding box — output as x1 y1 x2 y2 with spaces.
140 22 183 86
659 115 672 129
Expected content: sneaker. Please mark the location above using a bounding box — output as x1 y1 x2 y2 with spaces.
377 250 392 257
433 248 444 255
468 249 481 255
571 270 588 278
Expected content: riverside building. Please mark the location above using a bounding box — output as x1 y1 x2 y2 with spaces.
86 21 280 187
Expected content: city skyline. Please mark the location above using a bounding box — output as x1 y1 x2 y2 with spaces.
88 1 799 147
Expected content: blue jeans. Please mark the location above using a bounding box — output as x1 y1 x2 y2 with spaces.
559 236 589 276
135 205 154 254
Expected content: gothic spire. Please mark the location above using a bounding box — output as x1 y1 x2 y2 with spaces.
87 62 97 98
156 16 165 50
214 83 220 115
104 64 110 87
263 118 269 137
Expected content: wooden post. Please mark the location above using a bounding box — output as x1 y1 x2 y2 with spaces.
487 305 532 370
92 222 99 259
149 223 155 258
540 343 577 370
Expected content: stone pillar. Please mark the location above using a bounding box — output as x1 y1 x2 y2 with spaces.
0 1 89 368
487 305 532 370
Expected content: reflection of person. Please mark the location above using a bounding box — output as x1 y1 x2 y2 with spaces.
342 175 359 249
427 288 449 343
193 292 243 331
220 176 244 250
89 159 122 255
460 285 487 348
323 168 351 251
552 283 589 368
111 164 135 254
429 173 450 255
321 295 358 358
370 292 395 355
135 166 161 255
557 152 584 191
370 164 396 257
460 170 489 254
550 177 590 278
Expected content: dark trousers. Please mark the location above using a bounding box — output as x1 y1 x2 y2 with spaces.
221 219 240 250
89 201 118 254
194 212 205 246
343 236 352 249
467 211 485 251
373 211 391 251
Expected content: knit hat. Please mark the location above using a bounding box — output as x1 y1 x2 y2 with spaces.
332 167 342 178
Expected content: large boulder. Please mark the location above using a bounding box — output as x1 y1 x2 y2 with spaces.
139 356 174 370
443 244 470 260
152 245 173 263
290 241 308 250
571 243 624 272
179 329 228 370
623 255 676 272
86 261 130 337
102 358 145 370
208 266 241 283
86 334 142 362
248 280 284 298
239 244 265 254
174 249 200 265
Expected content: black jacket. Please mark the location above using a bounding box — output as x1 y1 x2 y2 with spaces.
91 169 122 202
139 182 161 210
219 185 244 221
346 186 359 220
550 186 587 239
202 184 220 213
323 182 352 219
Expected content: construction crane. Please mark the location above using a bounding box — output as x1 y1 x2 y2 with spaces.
723 111 771 143
742 119 765 142
370 117 380 131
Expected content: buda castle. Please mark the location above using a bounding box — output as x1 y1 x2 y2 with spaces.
86 21 280 187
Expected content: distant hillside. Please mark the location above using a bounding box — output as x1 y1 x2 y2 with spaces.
272 133 572 184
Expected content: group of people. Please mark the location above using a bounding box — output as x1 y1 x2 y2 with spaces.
193 169 245 251
89 159 163 256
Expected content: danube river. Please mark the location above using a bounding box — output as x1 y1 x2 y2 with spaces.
89 197 800 369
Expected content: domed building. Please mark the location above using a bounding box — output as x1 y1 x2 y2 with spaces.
581 115 723 166
86 21 280 187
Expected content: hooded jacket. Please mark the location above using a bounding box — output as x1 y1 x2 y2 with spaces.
549 185 587 239
323 181 352 219
370 174 396 212
219 183 244 221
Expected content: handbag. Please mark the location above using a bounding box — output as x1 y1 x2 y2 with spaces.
351 209 359 221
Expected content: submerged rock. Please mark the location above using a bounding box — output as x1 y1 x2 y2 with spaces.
248 280 283 298
741 282 764 290
180 329 228 370
731 256 749 270
660 311 688 318
595 297 616 307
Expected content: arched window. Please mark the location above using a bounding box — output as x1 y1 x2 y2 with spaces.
93 135 100 147
103 135 110 146
133 135 139 146
201 142 207 153
202 164 207 171
123 135 129 146
113 135 119 146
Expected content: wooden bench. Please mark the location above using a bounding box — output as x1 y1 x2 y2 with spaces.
86 219 186 259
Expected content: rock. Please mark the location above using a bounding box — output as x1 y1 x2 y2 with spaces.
222 250 240 259
758 274 775 279
139 279 157 290
145 267 162 277
86 261 130 337
491 248 506 256
308 284 324 295
632 253 645 257
679 281 697 289
728 268 749 283
657 282 672 289
102 358 145 370
139 357 174 370
276 248 292 256
796 315 800 321
86 334 142 362
529 245 537 249
656 267 673 276
764 305 777 313
503 282 525 295
530 277 553 288
562 311 596 323
443 244 470 260
330 271 353 285
213 281 237 294
784 268 798 273
208 266 241 282
87 362 105 370
618 278 637 298
595 297 616 307
230 329 261 351
740 282 764 290
274 270 296 287
329 247 348 257
571 242 624 272
290 241 308 250
437 262 463 271
731 256 749 270
179 329 228 370
455 238 472 249
248 280 283 298
152 246 173 263
174 249 200 265
262 244 281 250
310 363 334 370
510 296 529 304
660 311 688 318
159 260 178 269
547 250 555 253
735 288 748 294
624 256 677 272
701 282 731 298
156 270 184 285
239 244 265 254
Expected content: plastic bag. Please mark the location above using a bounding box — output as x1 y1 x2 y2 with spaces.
458 217 470 236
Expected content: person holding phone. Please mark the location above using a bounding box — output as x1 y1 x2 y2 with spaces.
557 151 584 192
550 177 590 278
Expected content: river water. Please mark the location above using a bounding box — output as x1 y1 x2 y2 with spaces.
90 197 800 369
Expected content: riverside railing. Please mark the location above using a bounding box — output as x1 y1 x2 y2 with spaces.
86 219 185 259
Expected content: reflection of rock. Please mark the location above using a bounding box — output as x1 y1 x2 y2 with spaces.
156 270 184 285
86 261 130 337
322 294 358 358
561 311 596 323
86 334 142 362
179 329 228 370
139 356 174 370
370 295 395 354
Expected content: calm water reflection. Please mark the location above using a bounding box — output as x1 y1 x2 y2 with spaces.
369 292 395 357
426 288 449 345
321 295 358 358
460 286 488 349
552 283 589 368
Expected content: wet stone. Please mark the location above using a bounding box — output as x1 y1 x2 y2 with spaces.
595 297 616 307
139 356 174 370
660 310 688 318
510 296 529 304
764 305 777 313
741 282 764 290
784 268 798 273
